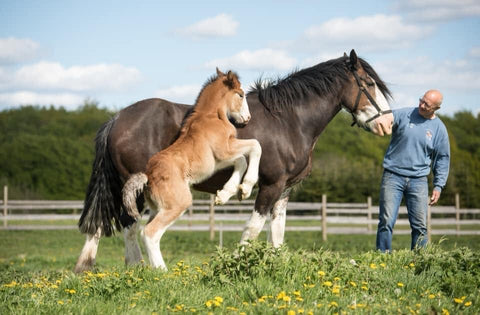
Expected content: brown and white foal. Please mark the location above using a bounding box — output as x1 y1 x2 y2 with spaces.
122 69 261 269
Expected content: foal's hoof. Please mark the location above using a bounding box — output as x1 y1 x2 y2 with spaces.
239 183 252 200
215 190 231 205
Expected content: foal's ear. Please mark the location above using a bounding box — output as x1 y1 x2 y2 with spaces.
226 70 234 82
349 49 359 70
216 67 225 77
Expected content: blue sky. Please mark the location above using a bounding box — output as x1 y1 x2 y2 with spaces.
1 0 479 115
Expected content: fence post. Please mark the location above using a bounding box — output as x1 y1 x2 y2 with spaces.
3 186 7 228
209 194 215 241
427 205 431 243
322 194 327 241
455 193 460 236
367 196 372 232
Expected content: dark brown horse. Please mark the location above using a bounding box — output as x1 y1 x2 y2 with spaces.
75 50 393 273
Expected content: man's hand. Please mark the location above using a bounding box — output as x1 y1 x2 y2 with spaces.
429 190 441 205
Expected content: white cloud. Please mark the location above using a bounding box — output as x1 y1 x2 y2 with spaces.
0 37 41 65
301 14 433 52
177 14 238 39
1 61 141 92
395 0 480 21
0 91 84 109
205 49 297 71
154 84 201 104
377 56 480 91
469 47 480 58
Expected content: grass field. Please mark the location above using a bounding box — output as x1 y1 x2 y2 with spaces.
1 230 479 314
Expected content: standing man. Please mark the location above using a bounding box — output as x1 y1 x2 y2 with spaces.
376 89 450 252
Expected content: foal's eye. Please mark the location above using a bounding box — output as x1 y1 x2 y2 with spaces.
237 92 244 98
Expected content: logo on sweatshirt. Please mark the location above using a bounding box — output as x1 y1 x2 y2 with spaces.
426 130 433 141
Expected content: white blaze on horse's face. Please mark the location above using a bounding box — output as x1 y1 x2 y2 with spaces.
354 81 393 136
229 91 251 124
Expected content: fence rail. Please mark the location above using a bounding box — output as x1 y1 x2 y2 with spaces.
1 186 479 240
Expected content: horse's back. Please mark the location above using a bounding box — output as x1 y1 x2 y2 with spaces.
109 98 190 181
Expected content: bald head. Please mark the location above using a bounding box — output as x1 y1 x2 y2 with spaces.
424 89 443 108
418 89 443 119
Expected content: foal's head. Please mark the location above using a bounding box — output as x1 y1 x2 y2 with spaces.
206 68 251 124
341 50 393 136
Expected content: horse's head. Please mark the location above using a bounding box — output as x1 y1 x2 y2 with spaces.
341 50 393 136
215 68 251 125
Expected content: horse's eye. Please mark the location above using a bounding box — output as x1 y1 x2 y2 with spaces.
364 78 375 87
237 92 244 98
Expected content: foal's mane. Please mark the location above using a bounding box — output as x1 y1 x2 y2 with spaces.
193 70 240 107
251 56 392 112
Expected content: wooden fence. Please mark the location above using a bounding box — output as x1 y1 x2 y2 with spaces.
1 186 479 241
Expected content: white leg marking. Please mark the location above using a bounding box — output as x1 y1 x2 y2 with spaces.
215 156 247 204
141 226 168 270
240 210 267 244
270 189 291 248
124 222 143 266
239 140 262 199
74 227 102 273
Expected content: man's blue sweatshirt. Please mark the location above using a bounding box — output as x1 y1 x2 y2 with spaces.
383 107 450 192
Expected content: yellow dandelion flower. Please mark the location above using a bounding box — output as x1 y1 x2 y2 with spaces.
316 303 323 308
287 310 296 315
370 263 377 269
226 306 238 311
278 304 287 310
258 297 266 303
409 262 415 267
428 294 435 299
380 263 386 268
214 296 223 303
334 277 341 281
205 300 213 308
441 309 450 315
361 286 368 291
329 301 338 308
454 298 463 304
293 290 301 296
332 287 340 294
175 305 183 311
464 301 472 307
296 297 304 302
57 300 64 305
350 281 357 287
317 271 326 277
323 281 333 287
397 282 404 287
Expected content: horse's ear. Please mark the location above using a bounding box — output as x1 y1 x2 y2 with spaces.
349 49 359 70
227 70 234 82
343 52 348 58
216 67 225 77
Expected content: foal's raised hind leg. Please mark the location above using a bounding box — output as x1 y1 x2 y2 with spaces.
74 227 102 273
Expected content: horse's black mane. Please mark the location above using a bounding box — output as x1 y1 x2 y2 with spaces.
250 56 392 112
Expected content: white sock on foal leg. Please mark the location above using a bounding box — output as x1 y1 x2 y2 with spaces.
240 210 267 244
215 156 247 204
239 141 262 200
141 226 167 270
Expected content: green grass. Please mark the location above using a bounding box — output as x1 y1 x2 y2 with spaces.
1 230 479 314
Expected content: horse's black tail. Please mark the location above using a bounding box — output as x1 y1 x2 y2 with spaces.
78 114 125 237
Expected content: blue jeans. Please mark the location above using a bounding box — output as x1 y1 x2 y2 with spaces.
376 170 429 252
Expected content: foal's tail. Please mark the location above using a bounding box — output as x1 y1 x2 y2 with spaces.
122 173 148 220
